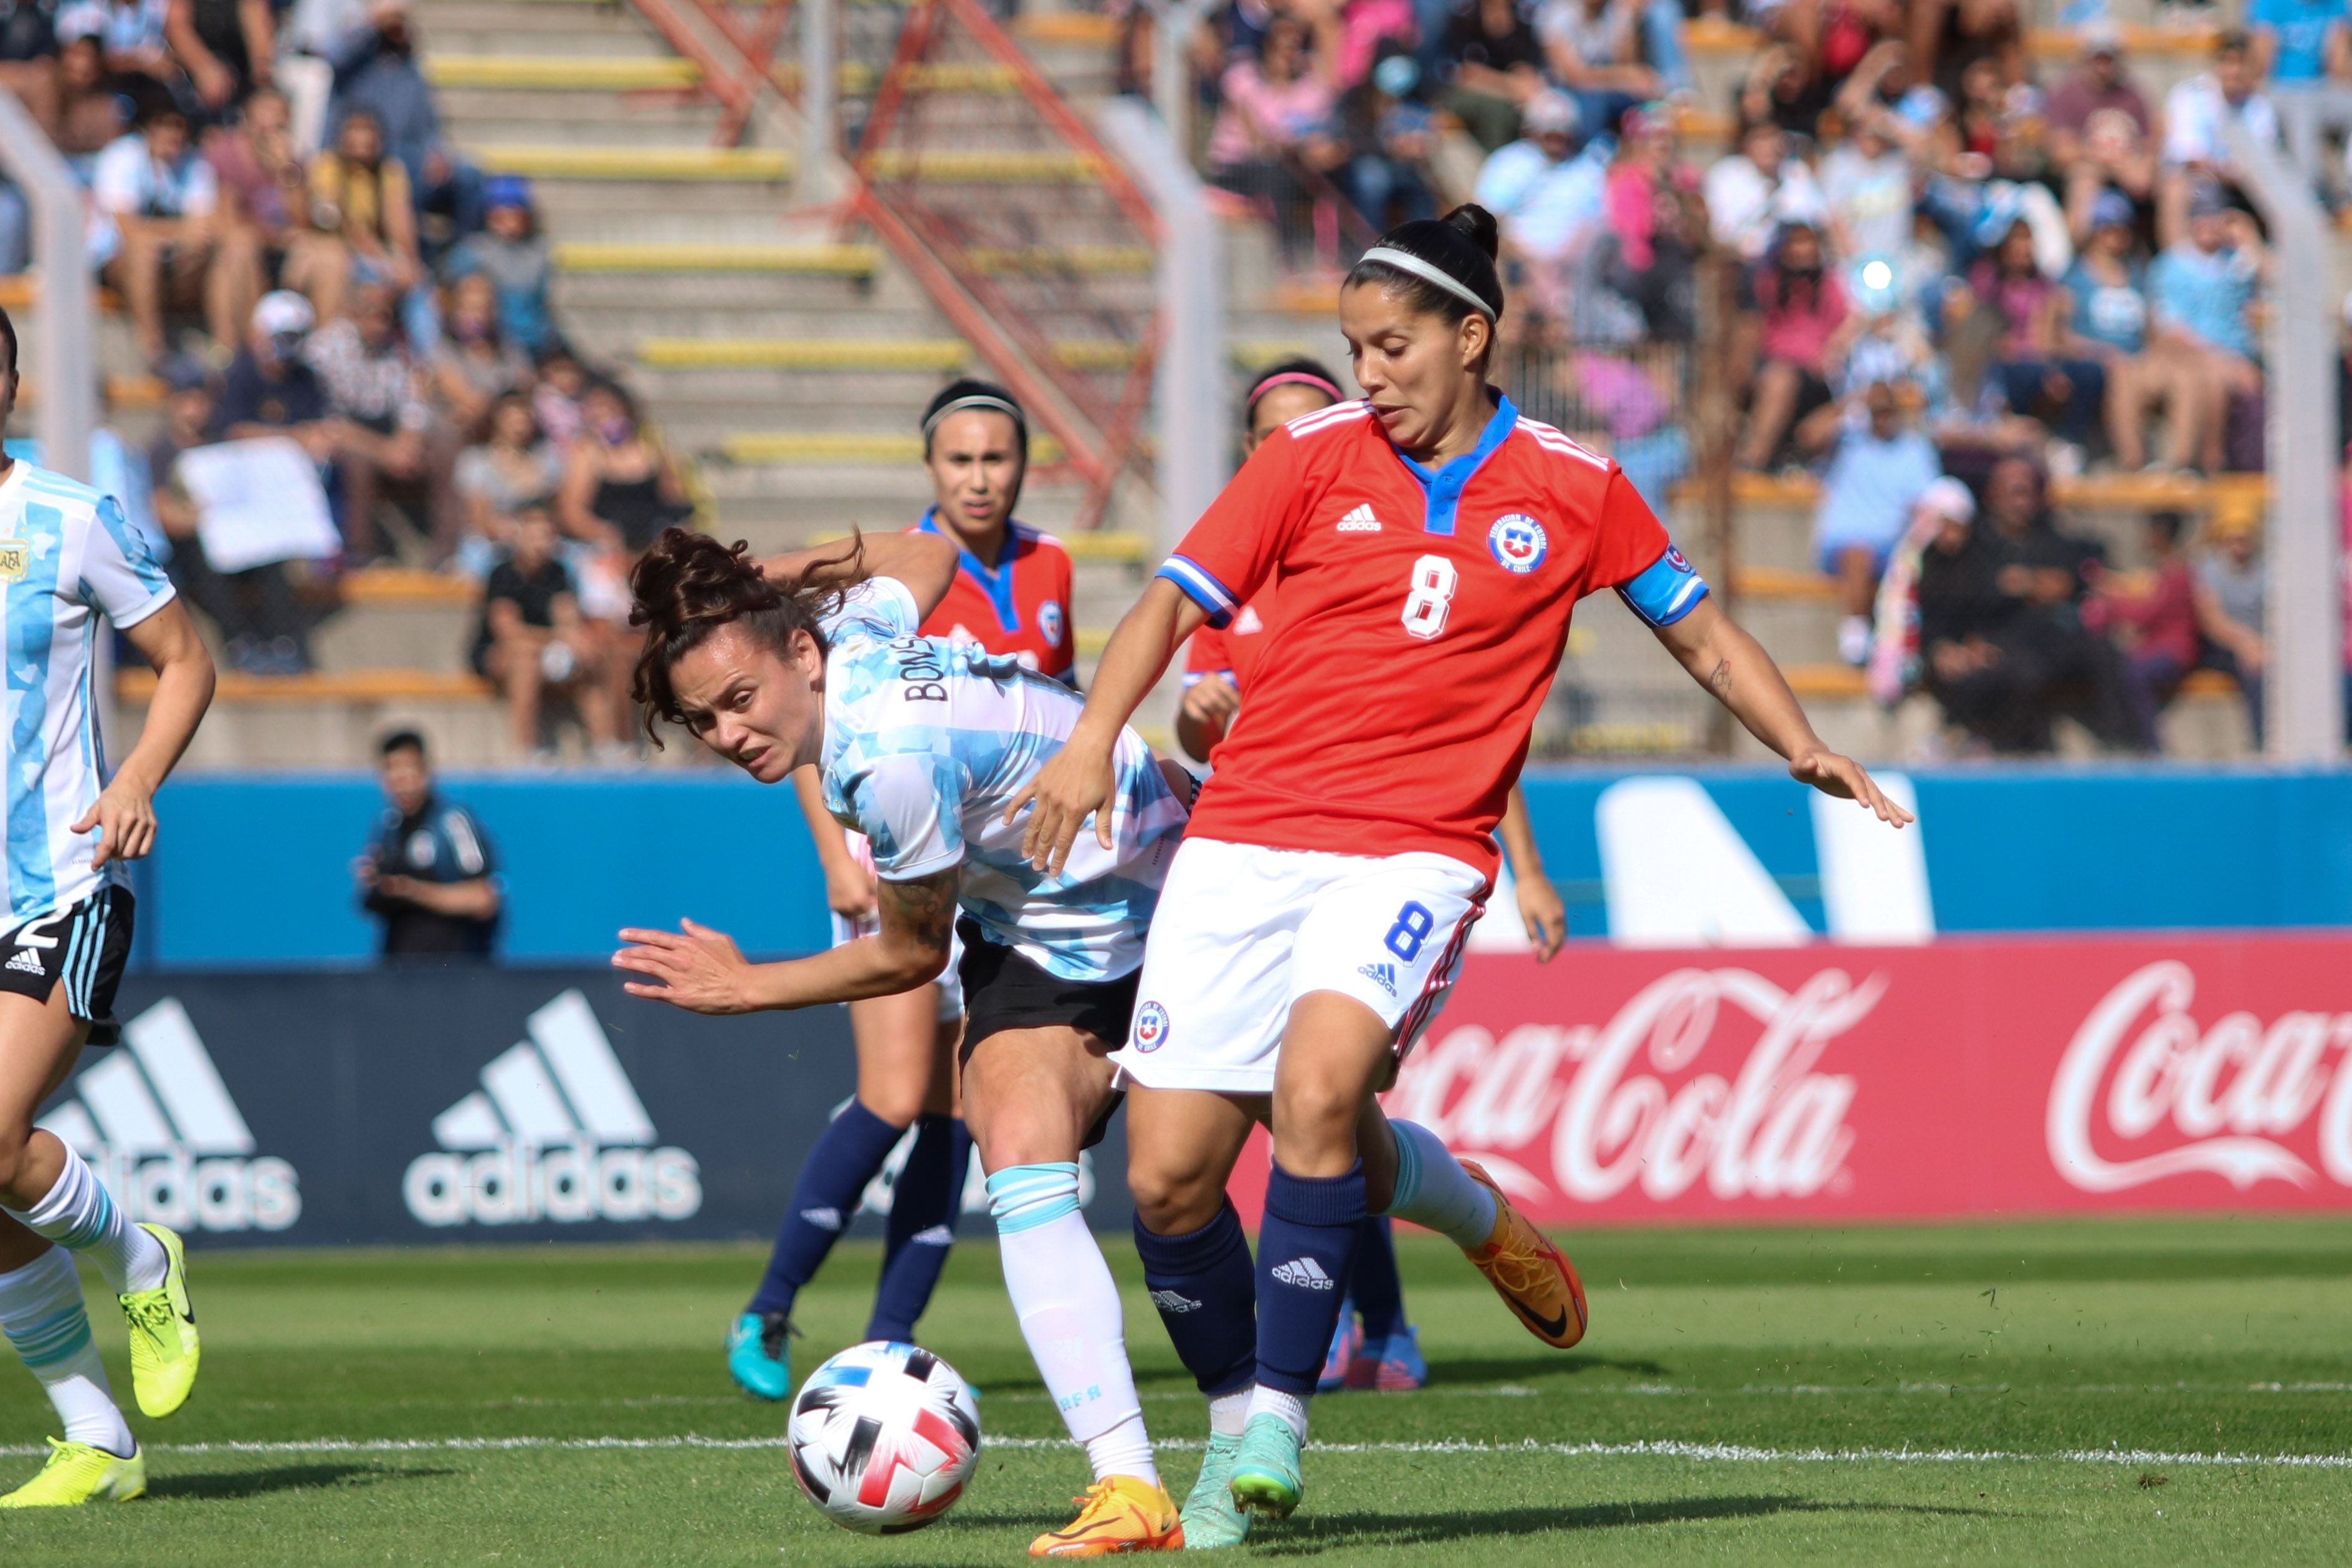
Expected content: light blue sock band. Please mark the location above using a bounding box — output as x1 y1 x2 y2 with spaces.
4 1303 94 1371
1385 1121 1424 1217
985 1162 1082 1235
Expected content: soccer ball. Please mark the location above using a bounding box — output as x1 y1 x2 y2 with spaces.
787 1341 981 1534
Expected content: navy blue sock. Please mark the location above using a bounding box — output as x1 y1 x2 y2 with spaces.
747 1100 905 1318
1350 1215 1407 1339
865 1116 970 1342
1132 1201 1257 1397
1254 1161 1368 1396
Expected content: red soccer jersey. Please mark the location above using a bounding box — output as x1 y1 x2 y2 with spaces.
1158 395 1702 879
913 511 1077 684
1181 575 1279 695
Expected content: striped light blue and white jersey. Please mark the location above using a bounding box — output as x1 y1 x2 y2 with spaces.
817 577 1185 982
0 460 176 921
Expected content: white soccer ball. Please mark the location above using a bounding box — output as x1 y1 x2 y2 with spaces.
787 1341 981 1534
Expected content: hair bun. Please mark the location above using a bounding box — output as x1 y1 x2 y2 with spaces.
1443 203 1500 265
628 528 781 637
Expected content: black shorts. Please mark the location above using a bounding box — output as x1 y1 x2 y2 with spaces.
955 917 1141 1061
0 887 135 1045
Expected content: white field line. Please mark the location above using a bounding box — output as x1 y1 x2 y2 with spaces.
7 1434 2347 1470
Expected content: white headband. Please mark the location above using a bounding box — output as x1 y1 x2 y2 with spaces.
1359 246 1498 320
922 393 1026 437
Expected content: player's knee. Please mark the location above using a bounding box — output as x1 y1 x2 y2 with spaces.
0 1128 36 1199
1272 1079 1362 1154
1126 1161 1221 1236
857 1086 924 1129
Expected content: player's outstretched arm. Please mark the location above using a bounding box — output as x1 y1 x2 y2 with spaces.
74 599 216 867
1006 576 1207 873
791 765 877 924
1498 784 1567 961
760 530 960 622
1649 597 1913 829
614 868 958 1014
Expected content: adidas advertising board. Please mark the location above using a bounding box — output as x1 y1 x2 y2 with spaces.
57 971 1137 1247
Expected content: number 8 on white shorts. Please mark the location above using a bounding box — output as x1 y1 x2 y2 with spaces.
1110 837 1490 1095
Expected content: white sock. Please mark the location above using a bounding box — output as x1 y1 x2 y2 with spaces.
0 1247 133 1456
988 1166 1159 1489
1244 1384 1309 1445
1208 1386 1252 1438
5 1145 166 1293
1384 1120 1497 1250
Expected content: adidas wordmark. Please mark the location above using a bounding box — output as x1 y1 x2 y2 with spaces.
1336 505 1381 533
1272 1257 1336 1290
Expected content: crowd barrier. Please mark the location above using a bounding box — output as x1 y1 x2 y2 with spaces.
133 767 2352 969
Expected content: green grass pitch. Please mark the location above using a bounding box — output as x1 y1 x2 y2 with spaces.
1 1216 2348 1566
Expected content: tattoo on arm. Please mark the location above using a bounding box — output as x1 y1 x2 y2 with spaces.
1708 658 1733 698
877 868 959 965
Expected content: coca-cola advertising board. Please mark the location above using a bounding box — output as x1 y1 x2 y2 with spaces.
1227 934 2352 1225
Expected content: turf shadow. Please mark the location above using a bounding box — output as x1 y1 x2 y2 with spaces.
1240 1492 2006 1553
149 1463 459 1501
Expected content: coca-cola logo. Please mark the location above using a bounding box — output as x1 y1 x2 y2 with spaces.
2047 960 2352 1192
1386 968 1879 1205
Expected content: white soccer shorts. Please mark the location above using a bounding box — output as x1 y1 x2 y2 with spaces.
830 831 964 1022
1112 837 1488 1094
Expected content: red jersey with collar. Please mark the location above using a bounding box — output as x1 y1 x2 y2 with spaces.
912 511 1077 684
1158 396 1700 879
1182 576 1279 694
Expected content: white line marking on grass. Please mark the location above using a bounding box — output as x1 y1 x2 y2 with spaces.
9 1436 2345 1470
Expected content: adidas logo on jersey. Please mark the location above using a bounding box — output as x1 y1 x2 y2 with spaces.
1272 1257 1336 1290
38 999 301 1233
1335 505 1381 533
403 989 703 1228
1357 961 1398 996
3 947 42 974
1150 1289 1204 1314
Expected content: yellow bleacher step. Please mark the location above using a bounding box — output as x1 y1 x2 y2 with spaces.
721 432 1067 465
1671 471 2269 512
864 150 1107 183
1015 12 1120 45
809 529 1150 565
118 668 493 704
423 56 701 90
555 242 880 274
1735 566 1840 601
472 145 793 180
340 566 480 607
641 338 1313 373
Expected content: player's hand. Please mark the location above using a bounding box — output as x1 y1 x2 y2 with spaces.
824 859 878 924
613 918 755 1012
1002 729 1118 875
1178 674 1240 732
1515 870 1568 962
1789 749 1913 828
71 779 158 868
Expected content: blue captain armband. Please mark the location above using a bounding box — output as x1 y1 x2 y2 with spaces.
1615 544 1710 628
1157 554 1239 629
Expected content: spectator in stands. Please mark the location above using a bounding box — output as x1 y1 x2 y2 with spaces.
1333 42 1436 229
306 277 458 563
2148 184 2265 475
1964 214 2104 470
531 341 588 450
64 0 173 93
1536 0 1659 150
47 31 129 162
164 0 271 116
2086 510 2201 749
0 1 60 135
1435 0 1545 151
444 176 554 356
1576 102 1698 342
1815 376 1943 665
92 98 260 363
2252 0 2352 201
1704 120 1826 264
148 354 314 672
358 728 500 964
204 82 302 269
2194 498 2267 746
2161 31 2281 243
1472 89 1604 323
1822 110 1914 268
470 503 622 763
2045 20 2150 168
212 288 340 454
556 378 689 558
285 105 417 323
2064 190 2203 476
429 270 532 437
454 389 559 578
1908 0 2021 102
1334 0 1416 90
1737 217 1847 470
330 0 477 264
1207 16 1342 265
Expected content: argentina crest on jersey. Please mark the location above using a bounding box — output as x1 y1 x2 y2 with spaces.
1487 513 1548 574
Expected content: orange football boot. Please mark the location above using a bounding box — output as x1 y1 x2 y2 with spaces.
1460 1160 1589 1349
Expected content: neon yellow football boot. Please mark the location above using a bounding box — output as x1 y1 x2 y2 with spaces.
118 1222 200 1418
0 1438 146 1507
